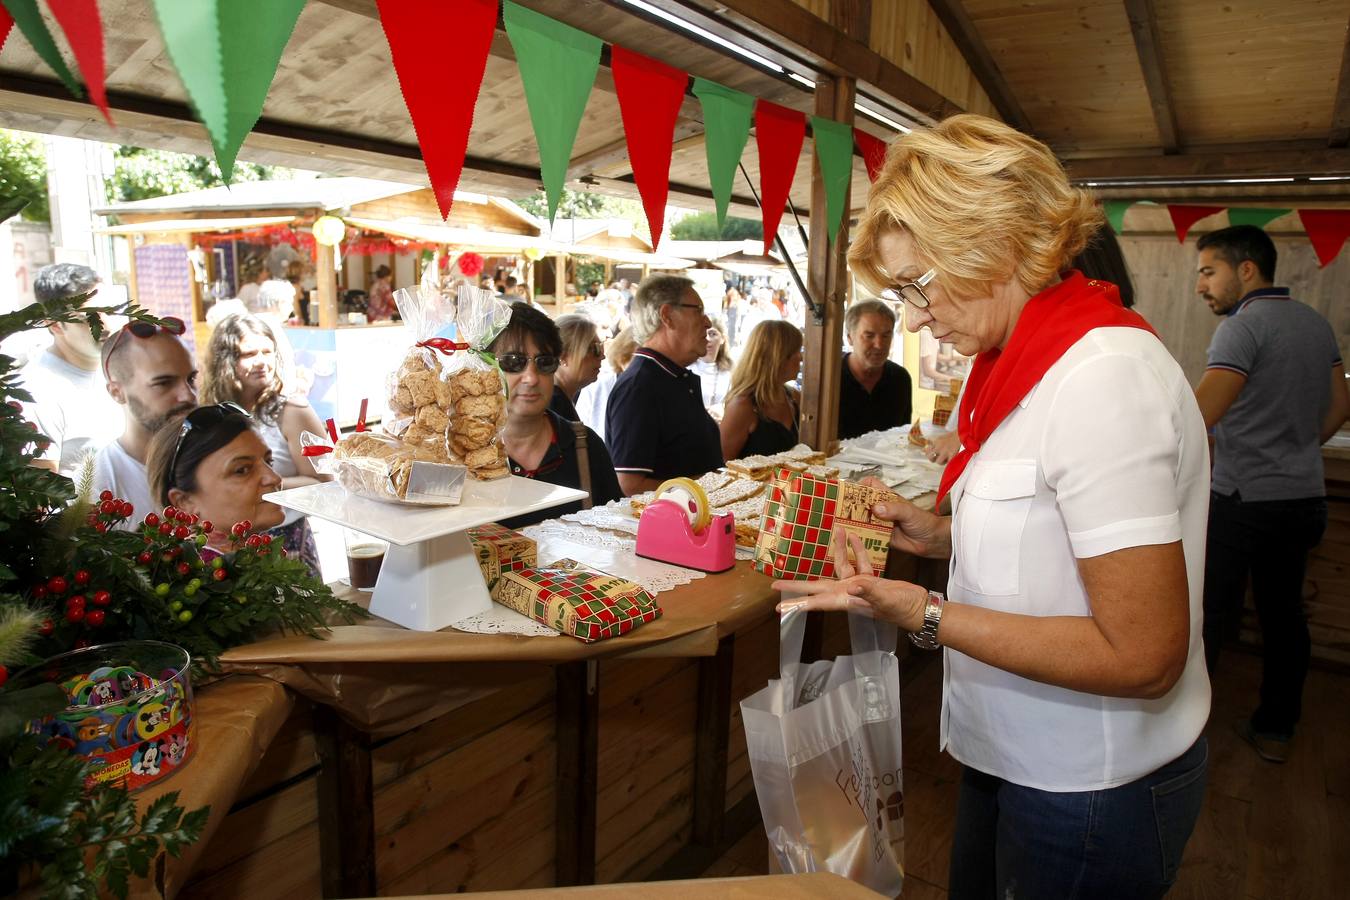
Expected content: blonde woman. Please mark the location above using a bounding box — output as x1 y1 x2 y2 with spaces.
577 327 637 443
782 115 1210 898
692 318 733 411
718 319 802 461
551 313 603 421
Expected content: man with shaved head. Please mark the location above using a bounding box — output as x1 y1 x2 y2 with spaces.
92 319 198 527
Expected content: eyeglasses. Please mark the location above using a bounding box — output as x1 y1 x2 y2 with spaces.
673 302 706 313
167 402 251 490
880 268 938 310
497 352 561 375
588 341 604 358
102 317 187 380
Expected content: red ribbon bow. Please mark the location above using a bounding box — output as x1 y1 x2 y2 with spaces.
416 338 471 354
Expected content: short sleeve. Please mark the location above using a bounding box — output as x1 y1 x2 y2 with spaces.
1206 317 1258 377
604 373 657 474
1041 352 1184 558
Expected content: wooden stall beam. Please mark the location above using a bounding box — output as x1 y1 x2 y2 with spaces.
315 242 339 330
1123 0 1181 154
1065 144 1350 182
925 0 1033 133
1331 17 1350 148
556 660 600 886
799 73 854 452
314 705 376 898
692 635 736 849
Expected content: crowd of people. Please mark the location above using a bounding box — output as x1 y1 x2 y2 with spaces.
16 110 1345 900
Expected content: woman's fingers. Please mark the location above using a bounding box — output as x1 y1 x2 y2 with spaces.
830 524 856 579
847 531 873 577
776 591 858 614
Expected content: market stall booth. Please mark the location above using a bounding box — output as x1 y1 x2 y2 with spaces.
543 219 695 310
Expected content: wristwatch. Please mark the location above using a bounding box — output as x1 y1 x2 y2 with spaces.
907 590 946 650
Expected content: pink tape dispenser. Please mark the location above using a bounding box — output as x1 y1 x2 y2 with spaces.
636 477 736 574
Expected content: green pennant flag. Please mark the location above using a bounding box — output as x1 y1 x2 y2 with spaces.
151 0 305 182
1228 208 1291 230
810 116 853 244
692 78 754 229
1104 200 1134 235
503 2 602 223
2 0 82 97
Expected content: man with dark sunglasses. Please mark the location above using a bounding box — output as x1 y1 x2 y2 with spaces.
92 317 198 528
21 264 123 476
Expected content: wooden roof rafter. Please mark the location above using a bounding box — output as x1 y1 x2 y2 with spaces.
1123 0 1181 154
1330 13 1350 148
924 0 1033 134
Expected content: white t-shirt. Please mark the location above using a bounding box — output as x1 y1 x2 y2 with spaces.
21 351 123 477
577 367 618 443
91 439 155 531
691 358 731 408
942 327 1211 792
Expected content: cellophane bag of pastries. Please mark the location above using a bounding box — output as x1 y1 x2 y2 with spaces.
387 270 512 480
301 430 466 505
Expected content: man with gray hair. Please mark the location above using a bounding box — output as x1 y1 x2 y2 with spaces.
21 264 123 475
605 275 723 494
838 298 911 439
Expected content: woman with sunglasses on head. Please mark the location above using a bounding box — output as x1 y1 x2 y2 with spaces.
201 314 329 576
145 402 284 556
783 115 1211 899
492 303 622 529
718 319 802 461
550 314 604 421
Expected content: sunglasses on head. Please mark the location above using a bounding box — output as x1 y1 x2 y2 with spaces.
102 317 188 380
167 402 251 490
497 352 560 375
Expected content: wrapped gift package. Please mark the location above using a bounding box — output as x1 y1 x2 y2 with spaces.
468 523 537 588
754 469 900 580
490 560 662 642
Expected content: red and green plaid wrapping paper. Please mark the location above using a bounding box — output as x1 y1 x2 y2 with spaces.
754 468 898 580
490 560 662 642
468 523 537 588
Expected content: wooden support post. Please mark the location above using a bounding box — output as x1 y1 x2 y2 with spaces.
555 660 599 885
316 241 339 329
314 705 376 898
800 74 856 453
554 252 568 302
692 635 736 848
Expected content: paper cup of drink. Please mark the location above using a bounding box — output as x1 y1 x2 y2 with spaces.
345 530 388 590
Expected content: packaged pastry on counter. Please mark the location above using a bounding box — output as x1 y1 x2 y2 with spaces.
467 523 537 589
490 560 662 642
754 468 900 580
387 271 512 480
302 430 466 505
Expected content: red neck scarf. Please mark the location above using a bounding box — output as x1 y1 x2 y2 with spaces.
937 270 1156 508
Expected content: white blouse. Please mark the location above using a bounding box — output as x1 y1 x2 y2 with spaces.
942 327 1212 792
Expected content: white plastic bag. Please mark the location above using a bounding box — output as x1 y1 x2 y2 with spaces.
740 607 905 896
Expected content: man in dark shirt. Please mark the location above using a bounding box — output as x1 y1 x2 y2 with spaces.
606 275 723 495
838 299 912 439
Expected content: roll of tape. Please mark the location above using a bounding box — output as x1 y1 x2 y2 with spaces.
655 477 711 533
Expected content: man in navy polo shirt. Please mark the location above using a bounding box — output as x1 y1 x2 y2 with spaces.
606 275 723 495
1194 224 1349 763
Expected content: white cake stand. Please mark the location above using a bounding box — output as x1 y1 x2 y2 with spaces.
265 477 587 632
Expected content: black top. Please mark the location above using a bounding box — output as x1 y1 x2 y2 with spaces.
739 390 800 457
500 410 623 529
605 347 724 482
549 384 580 421
837 354 913 440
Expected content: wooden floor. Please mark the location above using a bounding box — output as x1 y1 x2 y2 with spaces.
701 649 1350 899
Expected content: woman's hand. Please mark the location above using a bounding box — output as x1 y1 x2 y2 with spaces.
859 477 953 559
773 526 929 632
926 430 961 465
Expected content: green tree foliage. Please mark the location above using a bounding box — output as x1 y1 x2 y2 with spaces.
0 130 51 223
670 211 762 241
107 147 292 204
516 188 644 231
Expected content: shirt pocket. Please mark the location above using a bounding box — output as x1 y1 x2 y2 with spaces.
954 459 1038 597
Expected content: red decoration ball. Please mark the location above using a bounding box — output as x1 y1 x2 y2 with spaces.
176 562 191 576
39 618 54 636
231 522 247 537
46 576 68 595
242 519 252 531
163 506 177 519
65 606 85 624
189 514 200 525
137 551 153 566
65 595 85 611
85 609 106 628
201 520 214 534
99 490 113 502
145 513 160 528
99 499 117 515
174 525 191 540
95 522 108 533
261 534 274 546
73 570 90 586
118 501 134 518
91 590 111 607
212 567 228 582
245 534 263 549
158 523 174 536
457 252 485 277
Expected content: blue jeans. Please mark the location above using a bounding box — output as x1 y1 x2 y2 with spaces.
948 737 1208 899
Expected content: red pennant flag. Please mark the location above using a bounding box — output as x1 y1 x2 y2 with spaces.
1298 209 1350 267
611 46 688 250
755 100 807 255
47 0 113 126
1166 205 1224 243
0 8 13 50
376 0 496 220
854 127 888 183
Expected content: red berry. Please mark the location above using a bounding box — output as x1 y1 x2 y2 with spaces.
279 548 288 558
241 519 252 531
174 525 191 540
158 523 174 536
137 551 153 565
245 534 263 549
201 520 213 533
8 400 22 412
66 595 85 611
95 522 108 533
168 547 182 559
46 576 67 595
145 513 160 528
65 606 85 623
85 609 106 628
91 590 111 607
32 585 47 600
212 567 228 582
164 506 177 519
118 501 134 518
143 534 153 544
100 499 117 514
73 639 90 649
261 534 274 545
99 489 113 502
230 522 247 537
176 562 191 576
73 570 90 586
0 664 6 688
189 514 200 525
39 618 54 636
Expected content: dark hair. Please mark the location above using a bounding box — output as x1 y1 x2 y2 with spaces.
35 263 99 302
1196 224 1277 283
374 265 391 279
146 405 256 505
490 302 562 357
1073 228 1135 308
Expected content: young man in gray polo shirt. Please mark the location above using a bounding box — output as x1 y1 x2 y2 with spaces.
1193 225 1349 763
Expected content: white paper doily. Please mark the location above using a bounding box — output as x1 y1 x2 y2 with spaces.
451 603 559 637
